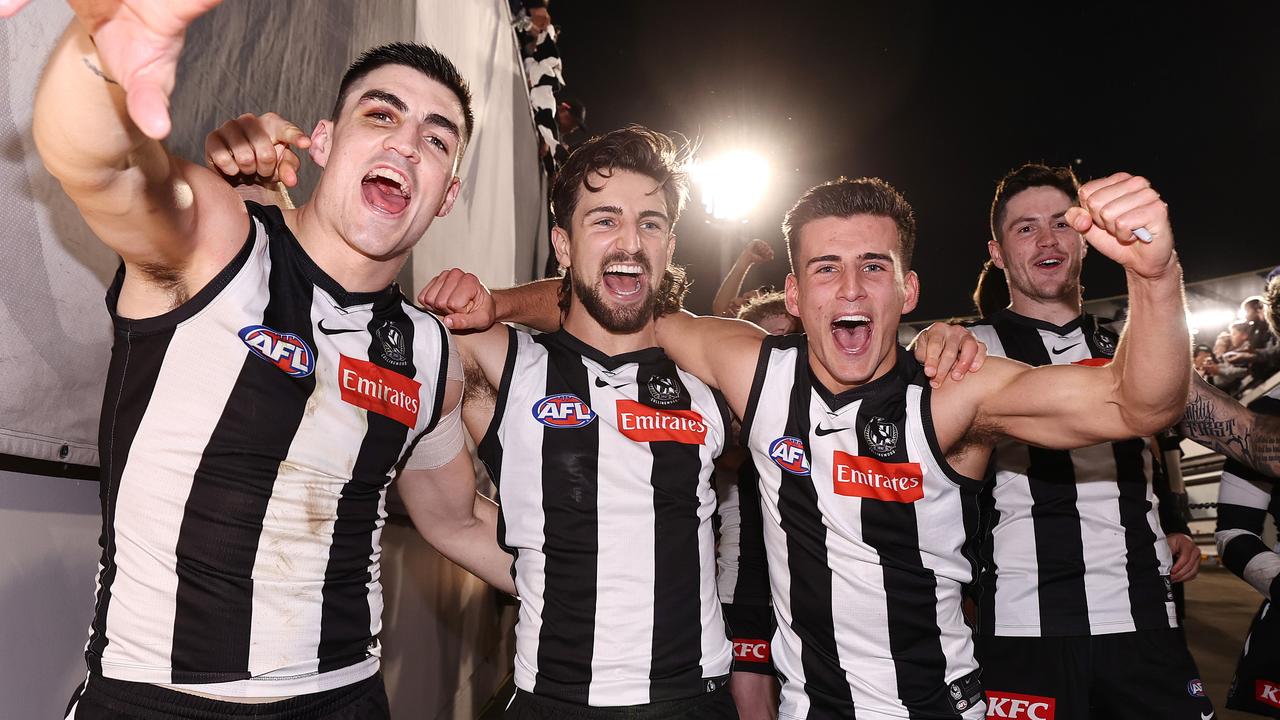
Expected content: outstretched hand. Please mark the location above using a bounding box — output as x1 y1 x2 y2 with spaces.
205 112 311 188
5 0 225 139
1066 173 1175 280
418 268 498 331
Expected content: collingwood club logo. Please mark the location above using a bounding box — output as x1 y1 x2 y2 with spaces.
375 321 408 366
1093 328 1116 357
647 375 681 406
863 416 898 456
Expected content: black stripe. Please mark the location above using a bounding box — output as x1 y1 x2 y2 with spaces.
1114 438 1171 629
740 335 794 444
171 232 317 681
1222 533 1272 579
976 478 1000 635
423 313 450 434
772 340 855 717
86 322 175 674
318 300 420 673
1218 500 1269 535
531 336 599 703
733 462 772 606
856 378 949 716
640 357 707 701
989 312 1091 635
477 327 521 583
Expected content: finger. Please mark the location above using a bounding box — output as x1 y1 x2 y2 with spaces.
0 0 33 18
952 337 981 381
447 276 483 312
1111 204 1169 246
276 146 301 187
1093 187 1162 239
262 112 312 149
126 82 172 140
1080 173 1148 211
1077 171 1134 207
935 332 963 385
418 273 450 309
204 128 242 177
435 272 465 311
215 121 260 175
1064 206 1092 233
444 311 481 331
237 115 280 178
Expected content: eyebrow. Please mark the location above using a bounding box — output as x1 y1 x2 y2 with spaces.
1007 210 1068 227
423 112 461 142
358 91 461 141
638 209 670 223
583 205 624 217
805 252 894 268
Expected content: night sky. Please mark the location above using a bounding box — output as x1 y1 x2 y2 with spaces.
549 2 1279 321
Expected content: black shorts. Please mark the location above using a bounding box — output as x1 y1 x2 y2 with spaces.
64 672 389 720
976 629 1213 720
505 679 737 720
1228 599 1280 718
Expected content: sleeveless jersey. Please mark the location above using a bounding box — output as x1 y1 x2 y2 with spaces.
742 336 986 719
89 202 451 696
967 309 1177 637
476 328 733 706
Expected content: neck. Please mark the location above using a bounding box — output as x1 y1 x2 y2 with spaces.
284 204 407 293
807 343 898 396
562 302 658 356
1007 289 1082 327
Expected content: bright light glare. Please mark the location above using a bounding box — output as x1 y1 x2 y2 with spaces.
1186 308 1236 334
690 150 770 222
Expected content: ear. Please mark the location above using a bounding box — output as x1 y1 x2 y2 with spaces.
664 233 677 267
551 225 572 271
309 119 333 168
901 270 920 314
436 176 462 218
784 273 801 318
987 238 1006 269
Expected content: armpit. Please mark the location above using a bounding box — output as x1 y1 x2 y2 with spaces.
462 359 496 409
135 261 190 309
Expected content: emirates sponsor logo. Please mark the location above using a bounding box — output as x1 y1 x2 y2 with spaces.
339 355 421 428
1258 680 1280 709
616 399 706 444
832 452 924 503
986 691 1056 720
1071 358 1111 368
732 639 770 663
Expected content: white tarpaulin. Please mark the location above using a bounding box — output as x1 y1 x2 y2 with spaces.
0 0 545 466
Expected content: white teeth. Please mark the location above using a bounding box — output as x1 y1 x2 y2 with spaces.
1037 258 1062 267
365 167 411 196
605 263 643 274
835 314 871 324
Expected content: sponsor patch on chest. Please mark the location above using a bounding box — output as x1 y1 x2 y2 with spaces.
768 436 810 476
532 393 596 428
339 355 421 427
615 399 706 444
832 452 924 503
239 325 315 377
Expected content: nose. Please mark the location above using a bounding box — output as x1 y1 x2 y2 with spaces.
836 267 864 302
385 124 420 162
615 220 642 254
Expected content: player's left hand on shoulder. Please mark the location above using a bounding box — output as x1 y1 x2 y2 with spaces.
1067 172 1175 279
911 322 986 388
1167 532 1201 583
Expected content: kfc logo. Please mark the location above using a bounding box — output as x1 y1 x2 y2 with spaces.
832 452 924 503
1258 680 1280 709
616 400 707 445
339 355 421 427
986 691 1055 720
732 639 770 663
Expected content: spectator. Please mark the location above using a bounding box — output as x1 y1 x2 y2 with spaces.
557 97 589 152
1193 344 1220 383
712 238 776 317
971 258 1009 319
737 291 799 336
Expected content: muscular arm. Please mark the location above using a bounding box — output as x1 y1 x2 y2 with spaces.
492 278 563 332
396 379 515 595
654 311 765 419
1180 372 1280 477
33 21 245 313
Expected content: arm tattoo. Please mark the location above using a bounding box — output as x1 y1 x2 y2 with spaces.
1180 375 1280 476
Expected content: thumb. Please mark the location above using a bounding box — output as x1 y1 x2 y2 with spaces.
1064 206 1091 233
0 0 32 17
126 81 172 140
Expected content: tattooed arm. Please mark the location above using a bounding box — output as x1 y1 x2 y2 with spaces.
1179 373 1280 477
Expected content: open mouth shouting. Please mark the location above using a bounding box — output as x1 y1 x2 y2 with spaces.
601 261 648 301
1033 254 1065 271
361 166 413 215
831 313 872 354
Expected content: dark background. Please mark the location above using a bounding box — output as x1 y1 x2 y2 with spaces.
549 2 1279 320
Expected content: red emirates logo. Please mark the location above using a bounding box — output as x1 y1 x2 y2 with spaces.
732 639 770 663
339 355 421 428
985 691 1056 719
1258 680 1280 709
615 399 707 445
832 452 924 503
1071 358 1111 367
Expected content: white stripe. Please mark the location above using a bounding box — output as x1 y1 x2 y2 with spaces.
1220 469 1276 510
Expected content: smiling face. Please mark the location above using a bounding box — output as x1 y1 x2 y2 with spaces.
553 169 675 334
989 185 1086 308
785 214 918 393
308 64 465 263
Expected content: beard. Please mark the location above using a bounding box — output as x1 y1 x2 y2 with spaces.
571 254 658 334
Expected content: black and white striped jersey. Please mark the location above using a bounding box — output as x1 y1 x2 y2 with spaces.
476 329 733 706
741 336 986 719
716 460 775 673
89 202 451 696
1216 385 1280 601
967 309 1177 637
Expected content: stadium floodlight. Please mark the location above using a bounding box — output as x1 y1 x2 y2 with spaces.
1185 307 1237 335
689 150 770 223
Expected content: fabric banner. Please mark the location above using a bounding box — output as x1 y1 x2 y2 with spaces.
0 0 544 465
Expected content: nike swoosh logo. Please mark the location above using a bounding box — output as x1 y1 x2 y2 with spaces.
1050 343 1080 355
1202 713 1215 720
593 376 627 389
317 320 363 335
814 425 848 436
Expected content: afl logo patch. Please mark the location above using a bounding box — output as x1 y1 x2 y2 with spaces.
239 325 315 378
532 393 597 428
863 416 898 456
768 436 810 476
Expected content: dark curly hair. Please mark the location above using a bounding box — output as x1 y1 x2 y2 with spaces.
550 125 692 316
